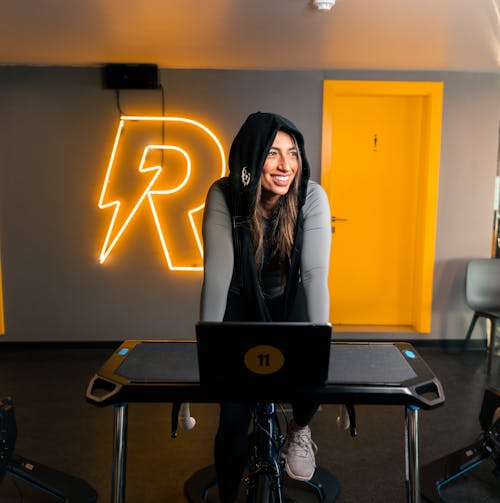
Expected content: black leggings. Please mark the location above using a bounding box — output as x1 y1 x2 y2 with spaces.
217 285 312 501
214 400 318 503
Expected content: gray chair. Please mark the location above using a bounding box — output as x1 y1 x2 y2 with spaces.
463 258 500 375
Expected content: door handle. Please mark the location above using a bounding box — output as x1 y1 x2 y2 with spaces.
331 216 347 233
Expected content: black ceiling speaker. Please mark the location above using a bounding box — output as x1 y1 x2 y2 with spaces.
102 63 160 89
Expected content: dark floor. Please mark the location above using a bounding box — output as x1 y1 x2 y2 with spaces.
0 342 498 503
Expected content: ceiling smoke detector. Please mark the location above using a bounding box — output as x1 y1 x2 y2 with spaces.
313 0 336 10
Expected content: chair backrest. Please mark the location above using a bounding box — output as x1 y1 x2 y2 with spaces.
465 259 500 313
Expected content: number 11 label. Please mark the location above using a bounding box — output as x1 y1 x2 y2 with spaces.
244 345 285 375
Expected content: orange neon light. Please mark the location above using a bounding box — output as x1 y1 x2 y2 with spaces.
98 116 226 270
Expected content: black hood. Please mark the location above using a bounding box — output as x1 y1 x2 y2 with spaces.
227 112 311 218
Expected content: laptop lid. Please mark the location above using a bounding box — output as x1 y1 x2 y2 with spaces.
196 321 332 394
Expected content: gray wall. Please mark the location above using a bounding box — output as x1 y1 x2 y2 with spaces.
0 67 498 341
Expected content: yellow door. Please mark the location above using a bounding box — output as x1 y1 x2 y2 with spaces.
321 81 443 332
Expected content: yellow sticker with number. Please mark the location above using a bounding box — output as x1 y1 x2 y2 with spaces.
244 345 285 375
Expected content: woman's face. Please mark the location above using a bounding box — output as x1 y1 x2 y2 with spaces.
260 131 299 204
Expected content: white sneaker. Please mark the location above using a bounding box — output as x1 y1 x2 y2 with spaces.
285 423 317 481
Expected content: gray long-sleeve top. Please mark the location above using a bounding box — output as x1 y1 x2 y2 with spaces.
200 179 332 323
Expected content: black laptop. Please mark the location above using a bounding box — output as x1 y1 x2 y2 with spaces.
196 322 332 394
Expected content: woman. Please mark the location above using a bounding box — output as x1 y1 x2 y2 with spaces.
200 112 331 502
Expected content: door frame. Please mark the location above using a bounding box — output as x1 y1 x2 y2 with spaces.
321 80 443 333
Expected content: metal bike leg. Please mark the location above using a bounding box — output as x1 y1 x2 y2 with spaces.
404 405 420 503
265 404 284 503
112 402 128 503
247 403 285 503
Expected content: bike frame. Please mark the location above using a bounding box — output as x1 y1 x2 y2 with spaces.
246 403 286 503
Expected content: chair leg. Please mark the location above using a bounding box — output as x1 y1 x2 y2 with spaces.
463 313 480 352
486 318 498 377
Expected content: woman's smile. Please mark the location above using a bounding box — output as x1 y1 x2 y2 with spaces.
271 174 291 185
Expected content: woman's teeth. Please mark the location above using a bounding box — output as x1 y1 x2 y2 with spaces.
273 175 289 182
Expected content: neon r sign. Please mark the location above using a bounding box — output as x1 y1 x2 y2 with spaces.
98 116 226 271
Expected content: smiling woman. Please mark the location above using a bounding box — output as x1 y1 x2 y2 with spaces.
199 111 332 502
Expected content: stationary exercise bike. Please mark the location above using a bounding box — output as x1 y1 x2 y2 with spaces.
421 385 500 502
245 403 341 503
0 396 97 502
179 401 342 503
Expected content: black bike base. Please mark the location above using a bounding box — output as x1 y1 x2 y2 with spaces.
6 454 98 503
184 464 340 503
420 445 500 503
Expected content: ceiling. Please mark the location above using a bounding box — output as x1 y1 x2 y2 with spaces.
1 0 499 72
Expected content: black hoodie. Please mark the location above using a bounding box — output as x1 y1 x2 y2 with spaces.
222 112 311 322
227 112 310 220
